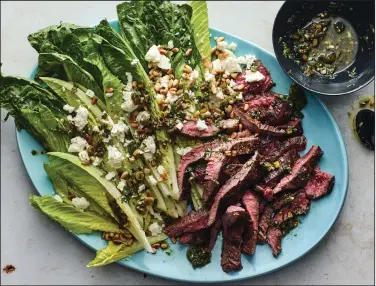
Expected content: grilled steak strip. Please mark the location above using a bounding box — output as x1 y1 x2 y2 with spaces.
273 145 323 195
233 107 287 137
272 190 302 211
304 167 335 199
262 149 300 188
209 218 223 251
208 152 261 226
236 60 274 97
266 227 283 257
241 191 260 255
178 140 222 200
221 206 247 273
240 93 293 125
164 209 209 237
176 120 220 138
258 205 274 244
178 229 210 245
277 118 303 136
266 136 307 162
223 164 243 177
193 164 207 184
272 192 310 226
203 137 260 203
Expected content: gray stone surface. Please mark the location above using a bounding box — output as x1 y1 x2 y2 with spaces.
1 1 374 285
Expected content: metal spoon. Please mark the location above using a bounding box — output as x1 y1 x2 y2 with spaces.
355 109 375 150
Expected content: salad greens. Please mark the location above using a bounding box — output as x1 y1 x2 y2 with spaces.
1 0 216 265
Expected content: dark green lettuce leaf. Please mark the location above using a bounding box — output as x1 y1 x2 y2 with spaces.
0 74 70 152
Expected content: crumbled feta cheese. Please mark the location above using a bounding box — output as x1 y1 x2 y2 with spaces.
148 175 158 185
107 146 124 169
190 70 199 80
67 115 73 122
125 72 133 91
131 58 139 65
243 70 265 83
85 89 95 98
160 75 170 89
145 45 161 62
121 91 138 112
204 71 215 82
212 59 222 70
105 171 116 181
92 157 103 166
221 57 242 73
229 42 237 51
92 126 100 133
152 212 163 221
229 79 237 87
237 54 258 69
78 150 90 163
136 111 150 124
236 93 243 100
111 120 129 142
187 90 195 98
123 139 133 147
68 136 88 153
148 222 163 236
63 104 75 113
175 121 184 130
53 194 63 203
217 41 228 51
72 197 90 211
138 184 146 192
142 136 156 154
167 40 174 49
196 119 208 131
157 55 171 70
216 88 224 100
176 146 192 156
157 165 166 175
165 92 178 103
102 136 111 143
72 106 89 131
117 180 126 191
105 92 114 97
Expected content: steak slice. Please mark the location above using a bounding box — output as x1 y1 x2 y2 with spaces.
221 206 247 273
164 209 209 237
209 218 223 251
266 136 307 162
223 164 243 177
273 146 323 195
240 93 293 125
277 118 303 136
208 152 262 226
241 191 260 255
256 149 300 191
272 192 310 226
258 205 274 244
236 60 273 97
233 107 287 137
179 229 210 245
203 137 260 203
304 167 335 199
193 164 207 184
266 227 283 257
272 190 302 211
176 120 219 138
178 140 222 200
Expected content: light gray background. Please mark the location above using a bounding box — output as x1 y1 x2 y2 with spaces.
1 1 374 285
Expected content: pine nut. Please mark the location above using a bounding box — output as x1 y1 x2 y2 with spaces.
244 103 249 111
216 36 225 42
185 48 192 56
172 47 179 53
159 49 168 55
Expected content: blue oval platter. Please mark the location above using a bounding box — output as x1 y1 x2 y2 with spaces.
16 20 349 283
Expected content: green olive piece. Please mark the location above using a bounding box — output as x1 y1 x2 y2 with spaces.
334 20 345 33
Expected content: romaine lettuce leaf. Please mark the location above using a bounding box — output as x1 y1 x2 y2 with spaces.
87 233 167 267
30 195 122 234
47 152 154 253
187 1 211 60
0 74 70 152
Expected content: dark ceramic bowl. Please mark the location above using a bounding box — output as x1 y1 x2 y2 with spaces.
273 1 375 95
